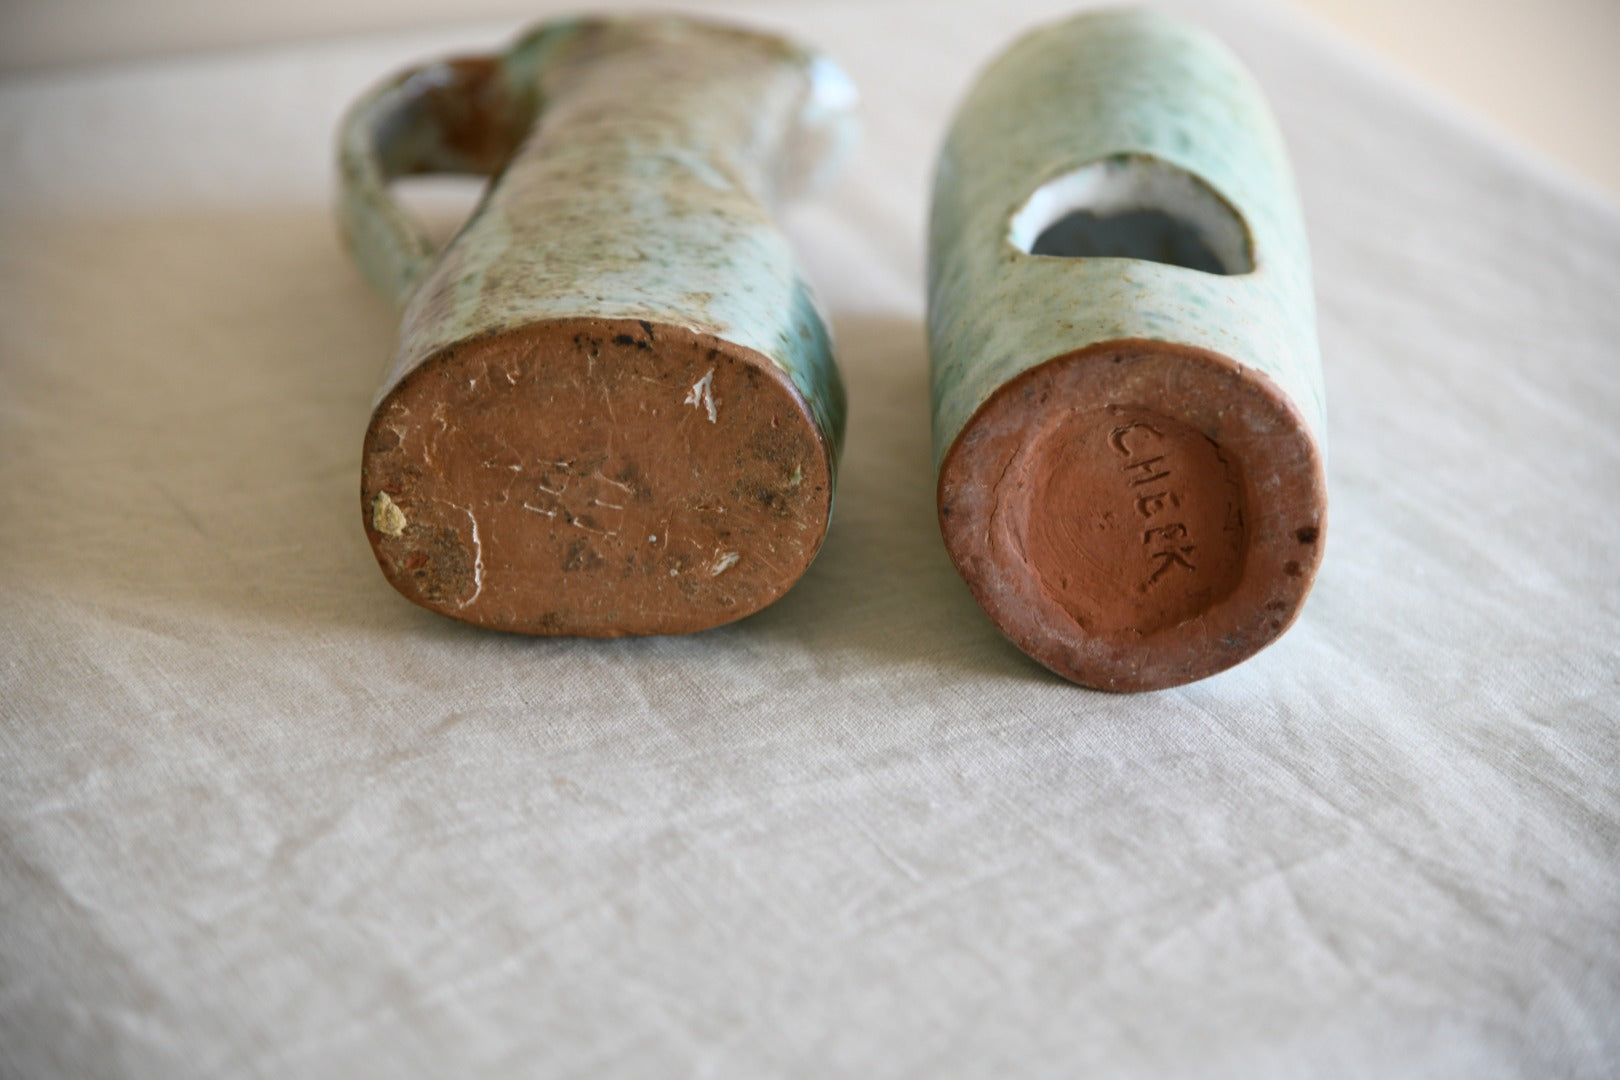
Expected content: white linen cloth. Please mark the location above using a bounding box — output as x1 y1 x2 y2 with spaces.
2 1 1616 1076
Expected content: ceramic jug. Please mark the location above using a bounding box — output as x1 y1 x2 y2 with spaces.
338 16 855 635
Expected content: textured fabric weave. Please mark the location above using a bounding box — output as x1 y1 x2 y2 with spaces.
1 1 1616 1076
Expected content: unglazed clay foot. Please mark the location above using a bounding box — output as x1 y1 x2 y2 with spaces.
363 319 831 634
938 340 1324 691
337 16 854 634
928 11 1329 690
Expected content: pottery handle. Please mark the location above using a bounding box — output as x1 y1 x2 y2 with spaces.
335 54 536 306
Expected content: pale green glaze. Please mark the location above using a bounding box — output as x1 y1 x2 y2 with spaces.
929 9 1323 468
337 15 855 456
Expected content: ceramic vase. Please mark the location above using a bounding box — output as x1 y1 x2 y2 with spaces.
929 9 1328 691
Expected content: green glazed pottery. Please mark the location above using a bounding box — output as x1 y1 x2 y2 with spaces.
929 9 1328 691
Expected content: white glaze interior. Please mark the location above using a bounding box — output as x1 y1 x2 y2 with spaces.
1007 155 1255 274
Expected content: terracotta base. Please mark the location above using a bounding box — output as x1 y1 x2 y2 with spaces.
362 317 833 635
937 339 1326 691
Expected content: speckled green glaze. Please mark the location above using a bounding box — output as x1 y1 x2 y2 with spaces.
928 9 1329 690
928 8 1323 468
337 15 855 457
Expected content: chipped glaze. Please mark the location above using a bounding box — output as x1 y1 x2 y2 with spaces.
929 10 1329 691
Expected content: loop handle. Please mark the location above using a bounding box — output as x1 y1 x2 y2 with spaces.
335 54 533 305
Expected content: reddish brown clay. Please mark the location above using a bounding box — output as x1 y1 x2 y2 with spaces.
363 318 832 635
938 341 1326 692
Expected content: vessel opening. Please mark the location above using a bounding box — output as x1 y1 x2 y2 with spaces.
1009 156 1254 275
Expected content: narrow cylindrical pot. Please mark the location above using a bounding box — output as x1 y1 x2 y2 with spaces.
929 9 1327 691
338 16 855 635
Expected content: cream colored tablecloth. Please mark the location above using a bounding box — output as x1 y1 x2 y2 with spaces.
2 1 1617 1076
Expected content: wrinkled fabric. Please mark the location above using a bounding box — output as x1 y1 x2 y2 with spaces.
1 1 1616 1077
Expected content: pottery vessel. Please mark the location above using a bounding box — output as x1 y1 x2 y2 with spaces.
929 9 1328 691
338 16 855 635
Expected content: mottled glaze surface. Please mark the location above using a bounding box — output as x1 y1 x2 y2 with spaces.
929 8 1323 466
340 16 854 450
929 9 1328 690
335 16 855 633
